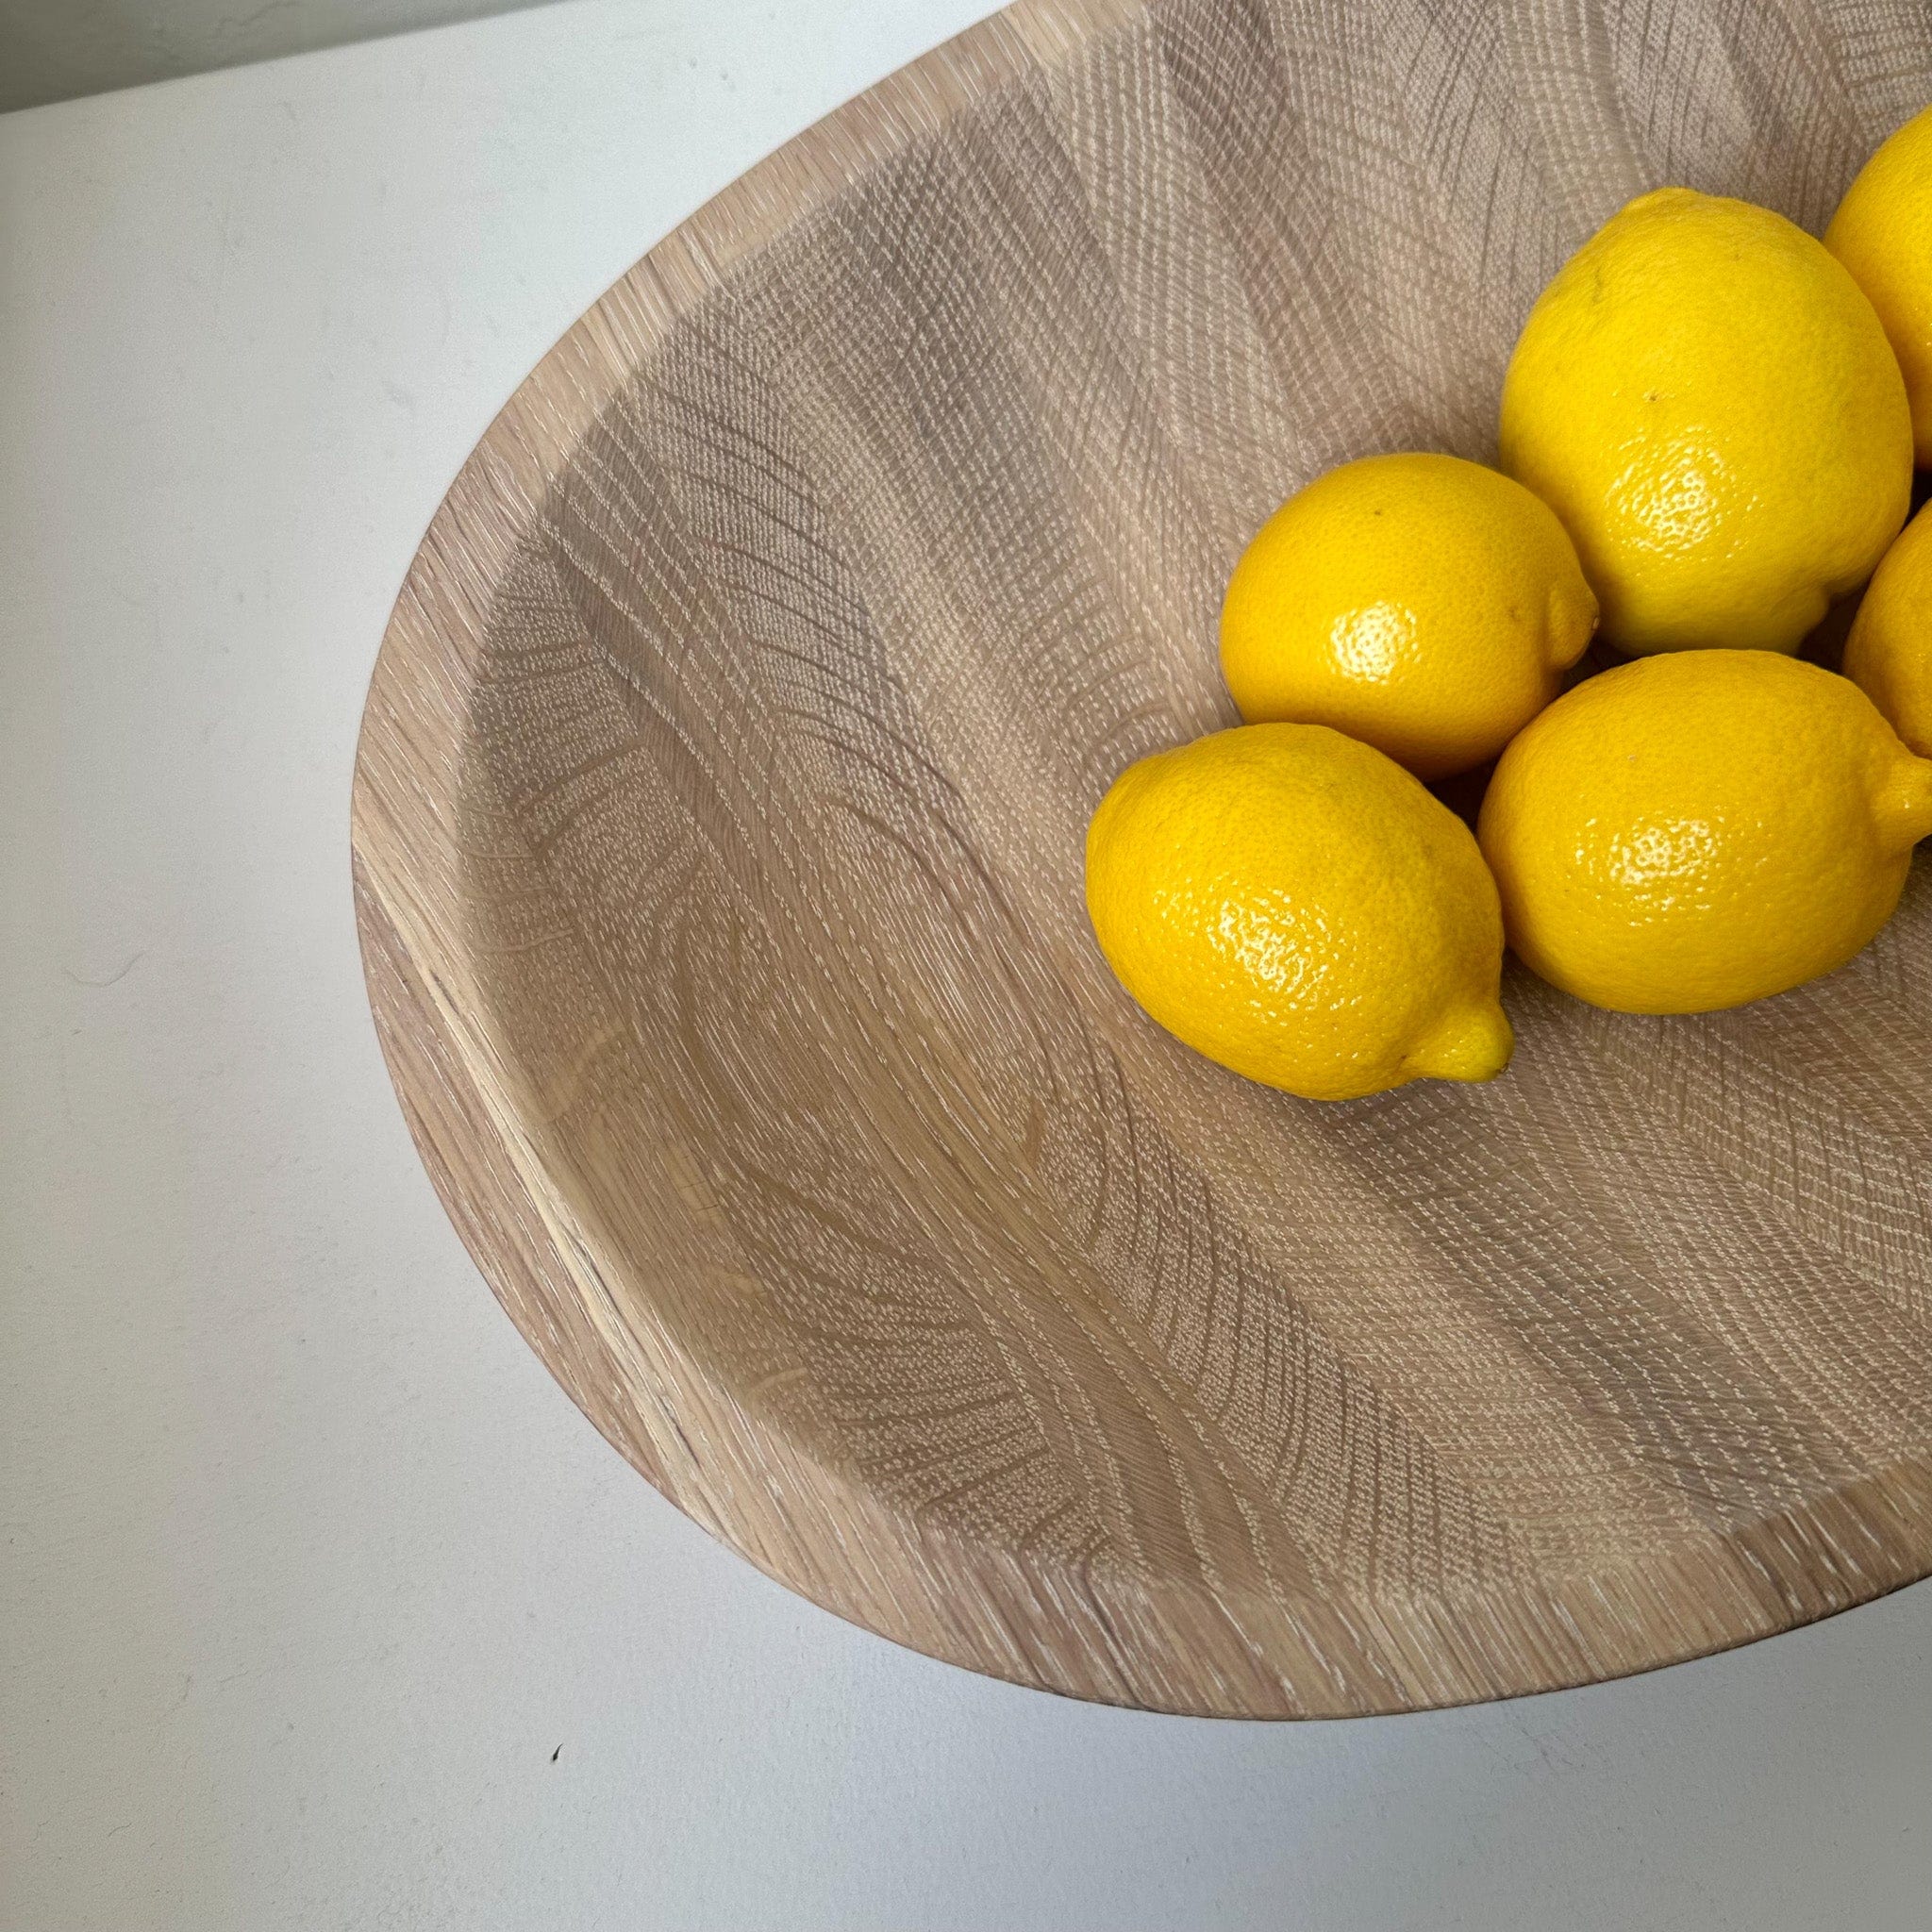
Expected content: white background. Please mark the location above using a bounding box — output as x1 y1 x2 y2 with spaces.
0 0 554 114
4 2 1929 1925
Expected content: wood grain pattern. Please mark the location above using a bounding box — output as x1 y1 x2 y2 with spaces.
352 0 1932 1716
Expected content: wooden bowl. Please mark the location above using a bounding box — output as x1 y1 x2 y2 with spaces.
353 0 1932 1717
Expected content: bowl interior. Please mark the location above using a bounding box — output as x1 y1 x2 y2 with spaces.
358 0 1932 1715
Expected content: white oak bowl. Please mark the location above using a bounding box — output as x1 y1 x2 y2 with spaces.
354 0 1932 1716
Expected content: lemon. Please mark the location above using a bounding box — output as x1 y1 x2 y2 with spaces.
1218 453 1598 779
1828 106 1932 465
1085 724 1512 1100
1500 187 1911 657
1845 504 1932 758
1477 652 1932 1014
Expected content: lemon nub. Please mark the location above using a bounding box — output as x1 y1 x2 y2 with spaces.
1402 1003 1515 1084
1877 757 1932 850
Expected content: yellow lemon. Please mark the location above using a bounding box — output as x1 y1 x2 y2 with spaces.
1827 106 1932 465
1085 724 1512 1100
1500 188 1911 657
1219 453 1597 779
1477 652 1932 1014
1845 503 1932 757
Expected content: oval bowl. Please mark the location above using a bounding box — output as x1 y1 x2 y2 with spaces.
354 0 1932 1716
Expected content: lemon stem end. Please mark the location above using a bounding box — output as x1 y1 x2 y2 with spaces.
1405 1002 1515 1085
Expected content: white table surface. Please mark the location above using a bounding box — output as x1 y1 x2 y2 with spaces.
4 2 1929 1925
